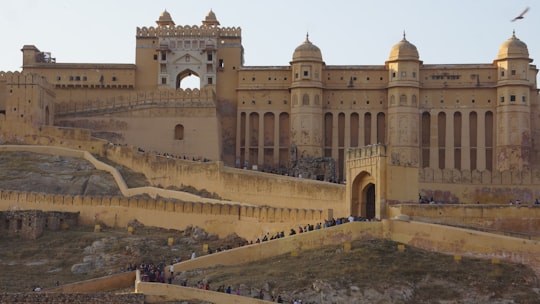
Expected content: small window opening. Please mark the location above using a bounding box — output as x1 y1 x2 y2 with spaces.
174 124 184 140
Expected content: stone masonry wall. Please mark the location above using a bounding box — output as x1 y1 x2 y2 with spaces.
0 293 144 304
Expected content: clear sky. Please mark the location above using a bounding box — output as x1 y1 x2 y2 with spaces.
1 0 537 72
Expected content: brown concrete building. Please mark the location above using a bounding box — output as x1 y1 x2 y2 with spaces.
1 10 539 219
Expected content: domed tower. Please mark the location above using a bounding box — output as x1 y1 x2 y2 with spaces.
202 9 220 26
494 32 533 171
386 33 421 167
156 10 175 27
289 34 325 159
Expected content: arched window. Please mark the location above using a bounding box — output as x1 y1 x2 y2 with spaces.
174 124 184 140
399 94 407 105
302 94 310 105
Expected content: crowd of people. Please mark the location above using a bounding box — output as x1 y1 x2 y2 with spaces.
125 218 372 302
248 216 377 246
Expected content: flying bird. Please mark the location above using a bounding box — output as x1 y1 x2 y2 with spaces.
511 7 529 22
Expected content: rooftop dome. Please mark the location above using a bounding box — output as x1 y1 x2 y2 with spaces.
202 9 220 26
156 10 175 27
292 34 323 62
388 33 419 61
497 32 529 60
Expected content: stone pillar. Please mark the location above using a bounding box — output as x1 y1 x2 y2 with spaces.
461 110 471 170
244 112 250 168
344 112 351 151
445 111 454 169
358 111 365 147
332 112 339 160
273 111 280 165
477 110 486 171
430 112 438 168
371 112 378 145
236 112 242 167
258 112 264 166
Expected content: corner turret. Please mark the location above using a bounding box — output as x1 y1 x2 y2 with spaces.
289 34 325 159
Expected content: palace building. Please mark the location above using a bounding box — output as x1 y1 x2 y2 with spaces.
1 10 539 218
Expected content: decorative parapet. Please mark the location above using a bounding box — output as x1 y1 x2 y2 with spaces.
136 25 241 39
0 189 325 223
346 144 387 161
0 71 55 92
55 87 217 116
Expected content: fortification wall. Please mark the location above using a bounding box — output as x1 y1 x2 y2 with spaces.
0 293 144 304
0 71 55 91
0 190 327 240
46 272 135 293
419 168 540 204
55 87 216 115
385 219 540 275
0 125 108 156
138 220 540 303
388 204 540 236
102 145 348 216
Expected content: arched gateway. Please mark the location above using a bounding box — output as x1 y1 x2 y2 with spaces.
345 144 387 220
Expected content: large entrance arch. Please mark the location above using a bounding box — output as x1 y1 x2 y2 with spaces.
350 172 376 219
345 144 387 220
364 183 376 219
176 69 200 89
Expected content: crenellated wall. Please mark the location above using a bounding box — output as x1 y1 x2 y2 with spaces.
136 25 241 38
0 189 328 240
102 144 347 216
0 71 55 92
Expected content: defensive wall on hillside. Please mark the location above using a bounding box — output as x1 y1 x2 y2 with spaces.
0 124 108 156
143 220 540 302
419 168 540 204
0 190 326 240
388 204 540 236
39 221 540 303
102 144 347 215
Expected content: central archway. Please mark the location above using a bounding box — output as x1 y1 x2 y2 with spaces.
350 171 376 219
176 69 200 89
364 183 376 219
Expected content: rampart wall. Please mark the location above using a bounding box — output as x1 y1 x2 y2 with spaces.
46 272 136 293
0 293 144 304
0 71 55 92
388 204 540 236
137 220 540 303
102 144 347 216
9 220 538 302
419 168 540 204
55 87 216 115
0 190 327 240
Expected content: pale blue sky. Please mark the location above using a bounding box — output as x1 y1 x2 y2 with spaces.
1 0 537 72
